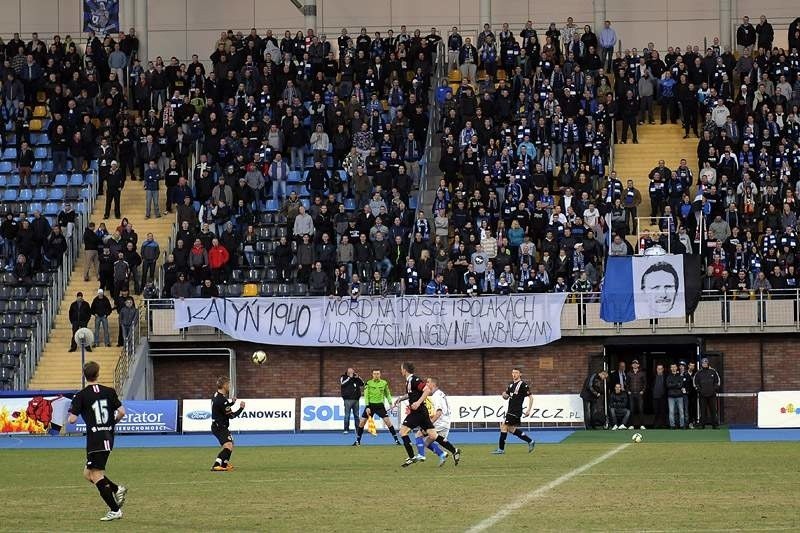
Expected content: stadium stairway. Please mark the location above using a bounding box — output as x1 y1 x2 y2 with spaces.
612 122 697 238
28 182 175 390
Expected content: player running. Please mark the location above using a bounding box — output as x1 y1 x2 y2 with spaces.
427 377 461 466
211 376 245 471
491 367 536 455
394 362 459 467
67 361 128 522
410 396 448 466
353 369 401 446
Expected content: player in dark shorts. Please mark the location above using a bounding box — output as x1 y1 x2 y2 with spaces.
211 376 245 471
393 361 459 467
491 367 536 455
353 369 400 446
67 361 128 522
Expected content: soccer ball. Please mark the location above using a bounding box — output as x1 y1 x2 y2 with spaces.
251 350 268 365
632 432 643 443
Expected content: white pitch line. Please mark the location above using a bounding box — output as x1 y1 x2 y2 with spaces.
465 443 630 533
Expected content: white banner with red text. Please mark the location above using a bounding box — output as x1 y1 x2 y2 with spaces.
173 294 567 350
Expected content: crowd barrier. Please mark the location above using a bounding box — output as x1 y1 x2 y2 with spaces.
145 289 800 342
3 393 791 434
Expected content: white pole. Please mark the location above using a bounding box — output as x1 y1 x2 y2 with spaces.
719 0 732 49
479 0 491 31
135 0 148 64
593 0 606 40
123 0 135 34
303 0 317 35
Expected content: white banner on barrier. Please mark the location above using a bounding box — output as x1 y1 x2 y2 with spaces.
173 294 566 350
299 397 399 430
758 391 800 428
443 394 584 424
182 398 295 432
302 394 583 430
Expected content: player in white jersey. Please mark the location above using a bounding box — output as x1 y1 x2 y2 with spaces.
427 378 461 465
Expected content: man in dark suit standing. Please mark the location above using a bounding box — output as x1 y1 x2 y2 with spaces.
580 370 608 429
104 161 124 219
68 292 92 352
608 360 627 393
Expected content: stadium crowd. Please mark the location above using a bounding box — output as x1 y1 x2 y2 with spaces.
1 14 799 301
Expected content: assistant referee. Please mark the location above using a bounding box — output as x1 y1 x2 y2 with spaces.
353 369 401 446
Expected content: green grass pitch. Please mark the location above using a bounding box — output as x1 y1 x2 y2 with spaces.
1 432 798 532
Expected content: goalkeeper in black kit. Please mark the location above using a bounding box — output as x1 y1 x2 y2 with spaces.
211 376 245 471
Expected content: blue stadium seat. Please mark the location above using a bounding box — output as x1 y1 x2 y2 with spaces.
409 196 418 210
338 170 348 182
34 147 48 159
288 171 302 183
300 199 310 210
0 162 12 174
33 189 47 201
68 174 83 186
40 161 53 172
3 189 17 201
0 176 6 187
28 202 42 214
53 174 68 186
89 160 98 170
2 148 16 161
265 199 279 212
43 203 59 215
76 173 89 185
298 185 309 197
18 190 32 201
32 161 43 172
344 198 356 211
48 189 65 201
8 175 19 187
80 189 92 200
75 203 86 213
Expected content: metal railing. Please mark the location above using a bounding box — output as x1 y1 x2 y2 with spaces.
113 304 144 393
17 172 96 388
141 288 800 341
412 38 445 220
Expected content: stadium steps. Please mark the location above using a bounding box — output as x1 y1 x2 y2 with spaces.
612 122 697 239
28 183 175 390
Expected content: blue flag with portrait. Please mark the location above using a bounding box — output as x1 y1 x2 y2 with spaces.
600 254 701 323
84 0 119 34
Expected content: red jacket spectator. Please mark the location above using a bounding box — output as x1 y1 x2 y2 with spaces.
208 243 230 269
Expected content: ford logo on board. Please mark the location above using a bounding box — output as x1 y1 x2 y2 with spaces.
186 410 211 420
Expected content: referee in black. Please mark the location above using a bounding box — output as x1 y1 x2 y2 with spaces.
211 376 245 471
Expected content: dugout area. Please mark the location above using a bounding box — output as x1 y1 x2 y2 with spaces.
595 336 748 426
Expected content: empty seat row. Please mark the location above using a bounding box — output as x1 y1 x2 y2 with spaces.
0 313 39 329
0 286 49 301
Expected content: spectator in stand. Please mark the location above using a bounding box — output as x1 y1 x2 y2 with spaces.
143 160 162 219
68 292 92 352
82 222 101 281
119 298 138 350
140 233 160 287
104 161 124 220
90 289 112 348
308 261 329 295
17 140 34 187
